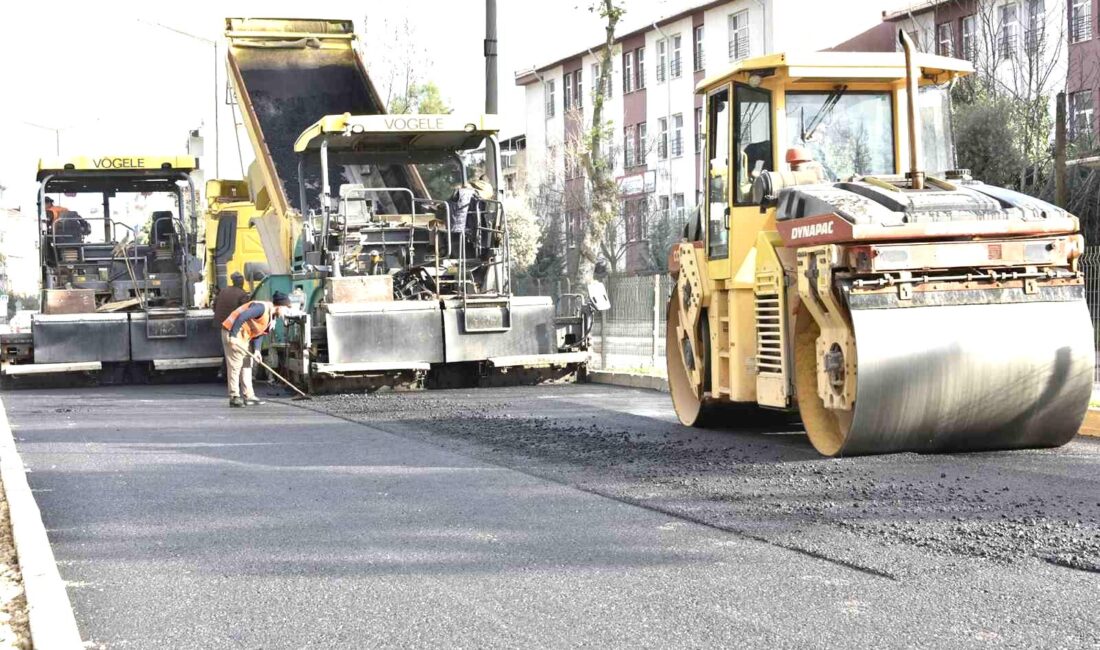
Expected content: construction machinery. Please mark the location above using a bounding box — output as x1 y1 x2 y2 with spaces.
667 34 1093 457
203 178 268 297
0 156 222 382
223 17 595 392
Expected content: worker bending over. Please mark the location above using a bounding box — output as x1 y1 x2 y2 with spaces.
220 291 292 408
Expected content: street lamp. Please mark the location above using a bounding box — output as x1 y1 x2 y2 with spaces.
137 19 220 177
21 119 101 156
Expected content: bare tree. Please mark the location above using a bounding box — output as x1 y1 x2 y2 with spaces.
573 0 625 288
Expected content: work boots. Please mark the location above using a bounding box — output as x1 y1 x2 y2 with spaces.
229 397 244 408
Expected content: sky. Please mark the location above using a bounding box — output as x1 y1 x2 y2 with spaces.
0 0 693 212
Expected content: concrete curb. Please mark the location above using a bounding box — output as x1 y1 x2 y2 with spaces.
588 371 669 393
0 398 83 649
1079 408 1100 438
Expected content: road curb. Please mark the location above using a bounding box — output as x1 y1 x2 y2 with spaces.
1079 408 1100 438
588 371 669 393
0 398 83 649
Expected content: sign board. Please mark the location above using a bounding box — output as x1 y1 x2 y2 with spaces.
617 170 656 197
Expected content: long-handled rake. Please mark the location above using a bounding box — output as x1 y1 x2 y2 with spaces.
231 340 312 401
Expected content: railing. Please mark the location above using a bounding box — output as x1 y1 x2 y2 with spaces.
1071 10 1092 43
1000 32 1017 59
670 133 683 158
729 35 749 61
694 45 705 72
1079 246 1100 383
669 56 682 79
545 101 555 119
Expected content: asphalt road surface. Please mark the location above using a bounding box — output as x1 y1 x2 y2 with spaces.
4 383 1099 648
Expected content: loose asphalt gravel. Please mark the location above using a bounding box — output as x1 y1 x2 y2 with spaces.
3 382 1099 648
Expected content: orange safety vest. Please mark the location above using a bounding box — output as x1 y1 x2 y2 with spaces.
221 300 274 341
46 206 66 223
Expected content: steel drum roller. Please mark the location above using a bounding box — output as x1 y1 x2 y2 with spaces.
819 300 1094 456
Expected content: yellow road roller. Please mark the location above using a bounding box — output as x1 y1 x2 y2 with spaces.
667 33 1094 456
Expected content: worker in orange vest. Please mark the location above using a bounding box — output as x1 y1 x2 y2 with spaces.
43 197 67 223
220 291 292 407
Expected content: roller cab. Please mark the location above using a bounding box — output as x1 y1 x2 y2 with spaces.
667 38 1093 456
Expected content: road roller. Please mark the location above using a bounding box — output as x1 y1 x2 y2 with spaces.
667 32 1094 456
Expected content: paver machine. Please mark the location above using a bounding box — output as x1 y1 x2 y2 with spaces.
224 17 594 392
667 34 1094 456
0 156 222 382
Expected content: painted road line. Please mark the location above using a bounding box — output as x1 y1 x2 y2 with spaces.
0 398 83 649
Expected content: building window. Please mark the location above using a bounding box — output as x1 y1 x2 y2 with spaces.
670 34 683 79
566 213 576 249
658 117 669 160
658 195 670 218
695 106 704 154
729 10 750 60
623 51 635 93
1071 0 1092 43
671 113 684 157
638 122 648 165
636 47 646 90
545 80 556 118
657 39 668 82
1025 0 1044 53
625 126 636 167
937 23 953 56
694 25 705 72
961 15 976 59
591 62 611 100
673 193 685 218
573 69 583 108
1000 3 1019 59
563 72 573 110
1070 90 1095 141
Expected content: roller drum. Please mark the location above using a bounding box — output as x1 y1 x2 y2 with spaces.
839 300 1094 455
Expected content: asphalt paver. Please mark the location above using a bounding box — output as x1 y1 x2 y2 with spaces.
4 383 1099 648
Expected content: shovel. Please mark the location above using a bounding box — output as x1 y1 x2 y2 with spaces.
232 339 312 401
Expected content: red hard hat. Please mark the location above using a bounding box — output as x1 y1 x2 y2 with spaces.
786 146 813 165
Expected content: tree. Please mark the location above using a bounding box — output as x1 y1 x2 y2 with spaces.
573 0 625 289
389 82 451 115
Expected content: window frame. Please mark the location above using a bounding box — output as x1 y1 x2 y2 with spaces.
657 39 668 83
961 15 977 59
1071 0 1092 43
671 113 684 158
623 51 635 93
544 79 556 119
694 25 705 72
733 82 773 206
937 23 953 56
670 34 683 79
658 116 669 160
728 10 750 61
636 47 647 90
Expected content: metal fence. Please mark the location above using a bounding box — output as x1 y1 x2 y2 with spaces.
1081 247 1100 384
535 247 1100 381
588 273 670 374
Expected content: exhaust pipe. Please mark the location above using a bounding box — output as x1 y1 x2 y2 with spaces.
899 30 925 190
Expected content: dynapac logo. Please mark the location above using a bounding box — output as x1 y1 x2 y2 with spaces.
788 221 834 239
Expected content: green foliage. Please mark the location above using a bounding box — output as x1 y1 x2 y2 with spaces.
953 93 1027 189
388 82 451 115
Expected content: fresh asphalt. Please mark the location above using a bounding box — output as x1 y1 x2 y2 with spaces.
4 383 1099 648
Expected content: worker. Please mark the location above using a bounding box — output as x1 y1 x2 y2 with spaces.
43 197 66 224
220 291 292 408
212 272 250 378
212 272 250 328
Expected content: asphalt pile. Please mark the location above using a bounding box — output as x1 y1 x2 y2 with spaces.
309 386 1100 575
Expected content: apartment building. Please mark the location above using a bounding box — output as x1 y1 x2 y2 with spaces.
885 1 1068 135
514 0 883 273
1068 0 1099 143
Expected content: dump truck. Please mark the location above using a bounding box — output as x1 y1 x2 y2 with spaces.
223 17 597 392
203 177 268 297
667 34 1093 457
0 156 222 382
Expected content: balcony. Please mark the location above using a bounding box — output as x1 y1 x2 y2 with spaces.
670 133 683 158
670 56 682 79
694 46 705 72
545 102 555 119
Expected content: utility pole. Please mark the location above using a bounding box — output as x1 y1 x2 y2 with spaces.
138 20 220 178
1055 91 1067 209
485 0 498 114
